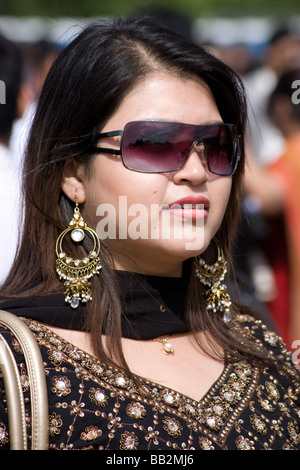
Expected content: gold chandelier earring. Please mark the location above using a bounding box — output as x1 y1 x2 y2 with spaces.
55 199 102 309
194 239 232 323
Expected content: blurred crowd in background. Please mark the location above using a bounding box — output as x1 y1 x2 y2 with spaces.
1 8 300 349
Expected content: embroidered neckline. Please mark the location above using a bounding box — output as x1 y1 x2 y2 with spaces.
22 317 261 444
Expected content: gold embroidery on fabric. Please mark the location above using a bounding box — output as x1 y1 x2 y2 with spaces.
70 400 85 417
20 368 30 391
235 435 255 450
9 316 299 451
51 376 72 397
120 431 139 450
265 381 280 401
0 423 9 447
263 330 278 347
145 427 159 445
163 416 183 438
250 414 268 435
48 349 64 366
199 436 214 450
126 402 147 419
11 337 22 355
287 421 300 446
80 425 102 441
49 412 63 436
89 387 108 407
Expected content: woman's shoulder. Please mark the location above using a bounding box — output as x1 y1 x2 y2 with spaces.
234 311 283 337
232 312 299 376
233 312 285 343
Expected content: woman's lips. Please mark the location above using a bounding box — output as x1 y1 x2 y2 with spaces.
165 196 210 220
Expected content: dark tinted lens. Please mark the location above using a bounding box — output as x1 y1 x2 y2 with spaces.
122 121 193 172
202 125 237 176
121 121 238 174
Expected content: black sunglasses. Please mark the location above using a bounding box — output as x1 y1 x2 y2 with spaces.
91 121 241 176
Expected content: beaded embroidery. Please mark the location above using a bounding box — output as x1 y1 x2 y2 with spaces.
0 315 299 450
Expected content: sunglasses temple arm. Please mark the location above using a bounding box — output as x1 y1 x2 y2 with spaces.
96 130 123 138
89 147 122 155
90 130 123 155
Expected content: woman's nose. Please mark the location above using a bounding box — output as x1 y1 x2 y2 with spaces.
172 142 209 185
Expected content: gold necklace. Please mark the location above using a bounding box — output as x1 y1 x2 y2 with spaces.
154 336 174 355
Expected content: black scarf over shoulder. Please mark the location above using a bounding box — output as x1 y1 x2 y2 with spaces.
0 270 189 340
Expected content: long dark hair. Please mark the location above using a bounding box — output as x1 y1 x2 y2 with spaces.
1 17 284 375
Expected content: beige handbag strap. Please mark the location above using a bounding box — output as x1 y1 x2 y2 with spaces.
0 332 27 449
0 310 49 450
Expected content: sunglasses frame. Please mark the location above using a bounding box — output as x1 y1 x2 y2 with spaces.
91 121 241 176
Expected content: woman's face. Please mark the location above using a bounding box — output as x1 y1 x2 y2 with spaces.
64 72 232 277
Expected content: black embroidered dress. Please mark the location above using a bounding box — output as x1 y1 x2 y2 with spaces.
0 273 299 450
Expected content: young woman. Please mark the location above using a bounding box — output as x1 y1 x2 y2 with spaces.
0 17 299 451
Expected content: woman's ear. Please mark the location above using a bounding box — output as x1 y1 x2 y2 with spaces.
61 158 86 204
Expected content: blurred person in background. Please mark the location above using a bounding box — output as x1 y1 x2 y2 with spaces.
265 69 300 347
243 31 300 347
218 28 300 346
0 33 24 286
244 28 300 165
10 39 60 172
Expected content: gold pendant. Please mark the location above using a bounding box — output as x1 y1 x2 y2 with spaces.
154 336 174 355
